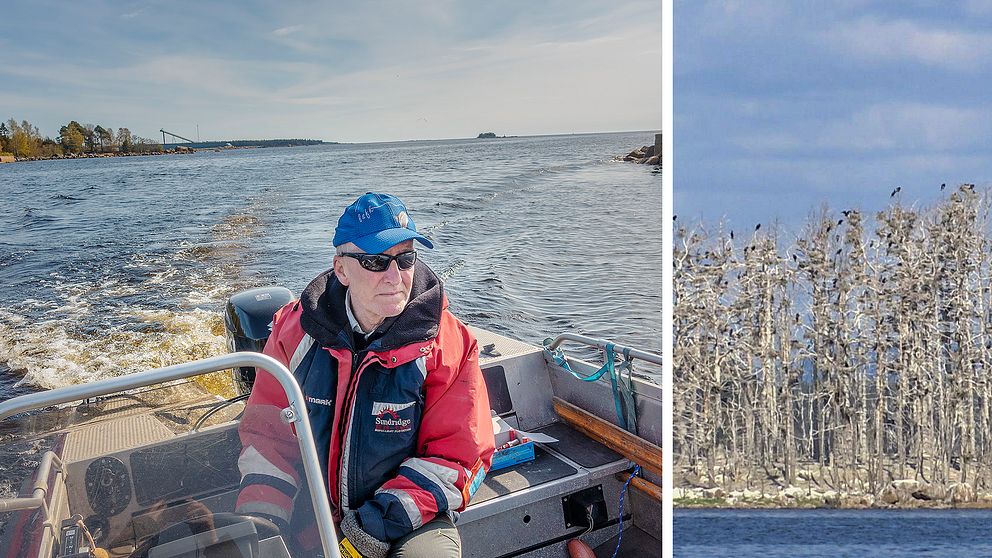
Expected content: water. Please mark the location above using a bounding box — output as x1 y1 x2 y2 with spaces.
676 509 992 557
0 130 659 403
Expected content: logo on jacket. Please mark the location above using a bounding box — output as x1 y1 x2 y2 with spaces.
371 401 415 433
307 395 333 407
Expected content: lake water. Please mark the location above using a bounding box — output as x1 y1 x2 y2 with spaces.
0 131 661 495
676 508 992 557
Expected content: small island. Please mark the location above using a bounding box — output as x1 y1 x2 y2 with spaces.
477 132 497 139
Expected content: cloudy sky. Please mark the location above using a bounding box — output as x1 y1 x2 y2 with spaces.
0 0 660 143
675 1 992 230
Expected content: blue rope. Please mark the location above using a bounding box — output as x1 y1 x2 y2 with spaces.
604 343 628 430
611 465 641 558
543 340 632 430
617 347 638 434
543 341 614 383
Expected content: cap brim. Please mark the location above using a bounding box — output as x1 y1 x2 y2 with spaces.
352 227 434 253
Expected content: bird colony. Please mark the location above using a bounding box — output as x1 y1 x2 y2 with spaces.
674 184 992 499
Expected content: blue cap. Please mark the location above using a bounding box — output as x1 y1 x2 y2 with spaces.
333 192 434 253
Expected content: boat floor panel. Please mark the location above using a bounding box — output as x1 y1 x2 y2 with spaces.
63 414 175 463
473 447 577 504
71 382 220 425
536 423 623 469
592 525 660 557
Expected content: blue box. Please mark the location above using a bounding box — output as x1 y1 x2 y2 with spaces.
490 440 536 471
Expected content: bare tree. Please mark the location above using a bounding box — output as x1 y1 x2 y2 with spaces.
675 186 992 500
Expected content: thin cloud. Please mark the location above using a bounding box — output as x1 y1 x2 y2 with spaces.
677 2 992 229
821 18 992 71
284 96 348 107
272 24 303 37
1 1 659 141
815 102 992 152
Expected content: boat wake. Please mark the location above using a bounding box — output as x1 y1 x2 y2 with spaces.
0 202 271 392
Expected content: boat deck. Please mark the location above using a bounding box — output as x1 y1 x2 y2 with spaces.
0 328 661 557
460 328 660 557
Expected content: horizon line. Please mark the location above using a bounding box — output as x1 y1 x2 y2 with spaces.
313 128 661 146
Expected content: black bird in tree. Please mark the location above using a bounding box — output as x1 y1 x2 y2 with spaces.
755 223 761 232
730 230 734 240
891 186 901 197
941 183 946 190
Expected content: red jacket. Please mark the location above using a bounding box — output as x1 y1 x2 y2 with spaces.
236 263 495 544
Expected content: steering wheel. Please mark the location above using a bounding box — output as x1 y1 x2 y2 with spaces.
127 512 281 558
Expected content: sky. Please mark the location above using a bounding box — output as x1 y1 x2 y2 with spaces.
675 1 992 232
0 0 661 143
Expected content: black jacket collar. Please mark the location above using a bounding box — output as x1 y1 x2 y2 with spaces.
298 261 444 351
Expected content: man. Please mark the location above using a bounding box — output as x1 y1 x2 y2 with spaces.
236 192 495 557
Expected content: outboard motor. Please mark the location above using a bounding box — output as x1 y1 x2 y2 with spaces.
225 286 294 395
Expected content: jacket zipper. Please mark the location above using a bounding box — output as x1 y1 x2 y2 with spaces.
336 349 375 511
332 346 422 511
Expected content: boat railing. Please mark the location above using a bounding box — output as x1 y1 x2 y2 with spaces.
0 449 64 550
0 352 342 558
0 450 63 513
544 333 663 366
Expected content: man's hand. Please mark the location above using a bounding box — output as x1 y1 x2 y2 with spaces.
340 511 390 558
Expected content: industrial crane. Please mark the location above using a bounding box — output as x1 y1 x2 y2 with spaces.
160 129 195 149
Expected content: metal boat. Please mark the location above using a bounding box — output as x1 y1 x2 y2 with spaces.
0 287 661 557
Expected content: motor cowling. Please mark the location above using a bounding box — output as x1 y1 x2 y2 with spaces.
224 286 294 395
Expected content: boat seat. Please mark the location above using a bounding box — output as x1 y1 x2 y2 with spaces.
461 328 633 557
460 428 631 557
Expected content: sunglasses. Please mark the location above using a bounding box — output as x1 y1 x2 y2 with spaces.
339 251 418 272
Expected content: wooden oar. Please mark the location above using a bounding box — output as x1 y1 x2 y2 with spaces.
619 473 663 502
552 397 662 477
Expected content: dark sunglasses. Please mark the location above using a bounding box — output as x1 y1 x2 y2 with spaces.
339 251 418 272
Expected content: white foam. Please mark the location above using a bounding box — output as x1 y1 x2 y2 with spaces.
0 307 228 390
0 204 269 391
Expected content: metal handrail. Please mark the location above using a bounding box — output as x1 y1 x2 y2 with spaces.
0 352 341 558
545 333 663 366
0 450 62 513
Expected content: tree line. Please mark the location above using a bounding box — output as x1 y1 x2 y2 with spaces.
675 185 992 496
0 117 161 158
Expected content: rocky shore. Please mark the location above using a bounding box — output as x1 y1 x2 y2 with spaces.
619 132 661 165
676 479 991 510
1 148 195 163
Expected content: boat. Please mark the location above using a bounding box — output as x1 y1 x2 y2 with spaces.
0 286 661 557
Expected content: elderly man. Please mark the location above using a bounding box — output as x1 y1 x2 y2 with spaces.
236 192 495 557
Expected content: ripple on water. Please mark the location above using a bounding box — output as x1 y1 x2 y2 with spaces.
0 132 660 393
675 509 992 557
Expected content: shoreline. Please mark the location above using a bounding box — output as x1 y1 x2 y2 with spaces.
675 498 992 510
676 501 992 510
675 481 992 510
3 149 193 163
0 144 293 164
